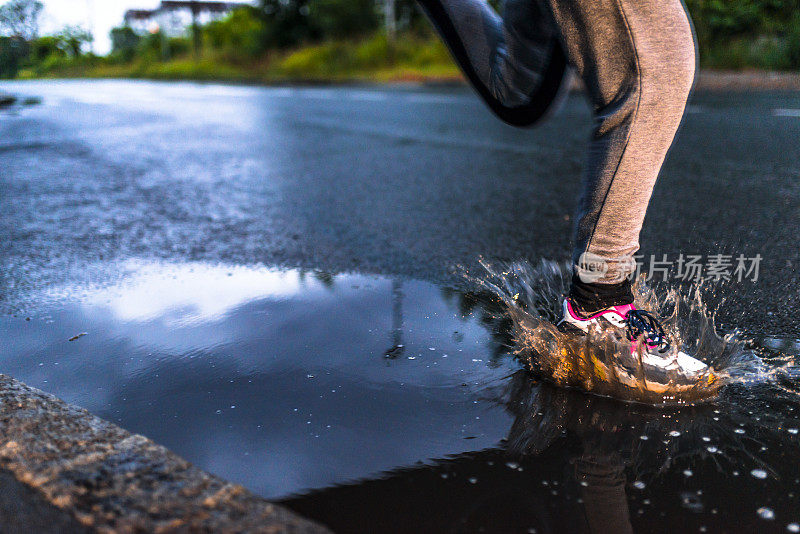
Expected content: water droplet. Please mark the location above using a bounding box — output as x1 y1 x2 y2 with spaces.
787 523 800 532
681 491 703 512
789 428 798 435
683 470 693 477
707 446 718 453
468 477 477 484
633 481 646 489
735 428 746 434
505 462 519 470
670 431 681 437
751 469 768 479
640 435 649 440
757 507 775 520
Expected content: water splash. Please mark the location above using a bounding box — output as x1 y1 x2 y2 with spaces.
465 258 795 407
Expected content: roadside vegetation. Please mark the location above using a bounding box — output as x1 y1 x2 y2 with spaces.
1 0 799 83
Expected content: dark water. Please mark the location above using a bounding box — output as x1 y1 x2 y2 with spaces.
3 260 800 533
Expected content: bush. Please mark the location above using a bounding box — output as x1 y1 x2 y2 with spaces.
134 32 191 62
0 36 27 78
259 0 318 49
110 25 140 62
27 35 63 63
278 40 346 77
787 12 800 69
167 36 191 57
205 6 267 59
308 0 379 40
275 32 456 80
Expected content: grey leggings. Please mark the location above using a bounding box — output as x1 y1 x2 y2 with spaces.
427 0 696 283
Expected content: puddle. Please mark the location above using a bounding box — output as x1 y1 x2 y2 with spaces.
3 260 800 532
2 261 520 499
0 93 41 113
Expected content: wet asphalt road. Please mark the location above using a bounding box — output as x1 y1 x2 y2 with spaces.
1 80 799 335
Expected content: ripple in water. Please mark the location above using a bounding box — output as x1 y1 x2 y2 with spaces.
465 258 798 407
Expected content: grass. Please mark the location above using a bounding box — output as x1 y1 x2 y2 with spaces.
16 31 800 84
18 33 462 84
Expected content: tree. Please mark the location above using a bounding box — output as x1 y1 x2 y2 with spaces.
0 35 24 76
55 25 93 57
0 0 43 40
28 34 63 62
205 6 267 58
110 25 140 62
257 0 318 49
309 0 379 40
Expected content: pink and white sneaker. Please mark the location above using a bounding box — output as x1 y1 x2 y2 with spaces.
557 298 711 389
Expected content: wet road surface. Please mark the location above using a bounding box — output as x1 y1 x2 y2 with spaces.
1 79 799 334
2 80 800 532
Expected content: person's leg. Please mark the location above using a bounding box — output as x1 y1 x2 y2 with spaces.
417 0 569 126
546 0 697 311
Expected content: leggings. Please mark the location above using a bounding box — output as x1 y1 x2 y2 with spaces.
421 0 697 284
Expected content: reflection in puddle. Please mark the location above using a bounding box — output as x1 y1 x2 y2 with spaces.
287 371 800 533
0 93 42 114
4 260 800 532
4 261 519 499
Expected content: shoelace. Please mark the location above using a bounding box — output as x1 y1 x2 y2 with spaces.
624 309 670 353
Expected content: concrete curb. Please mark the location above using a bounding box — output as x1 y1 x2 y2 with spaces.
0 375 331 533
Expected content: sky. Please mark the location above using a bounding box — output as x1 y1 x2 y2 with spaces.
39 0 161 55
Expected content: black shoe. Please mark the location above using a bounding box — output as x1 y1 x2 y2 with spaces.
416 0 570 128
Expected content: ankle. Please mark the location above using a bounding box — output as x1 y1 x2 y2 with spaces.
569 273 633 316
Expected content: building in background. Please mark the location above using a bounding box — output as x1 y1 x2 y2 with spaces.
124 1 247 36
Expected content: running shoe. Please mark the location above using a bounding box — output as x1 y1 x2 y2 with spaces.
416 0 569 127
557 297 716 393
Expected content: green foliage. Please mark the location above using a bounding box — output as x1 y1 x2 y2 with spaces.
27 35 62 62
0 35 26 77
684 0 800 68
308 0 379 39
136 31 164 62
54 25 92 57
133 31 191 62
205 6 267 58
258 0 318 49
167 36 191 57
110 25 140 62
788 12 800 68
276 32 454 79
9 0 800 79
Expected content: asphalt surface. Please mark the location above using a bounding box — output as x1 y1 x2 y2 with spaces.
1 80 799 336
